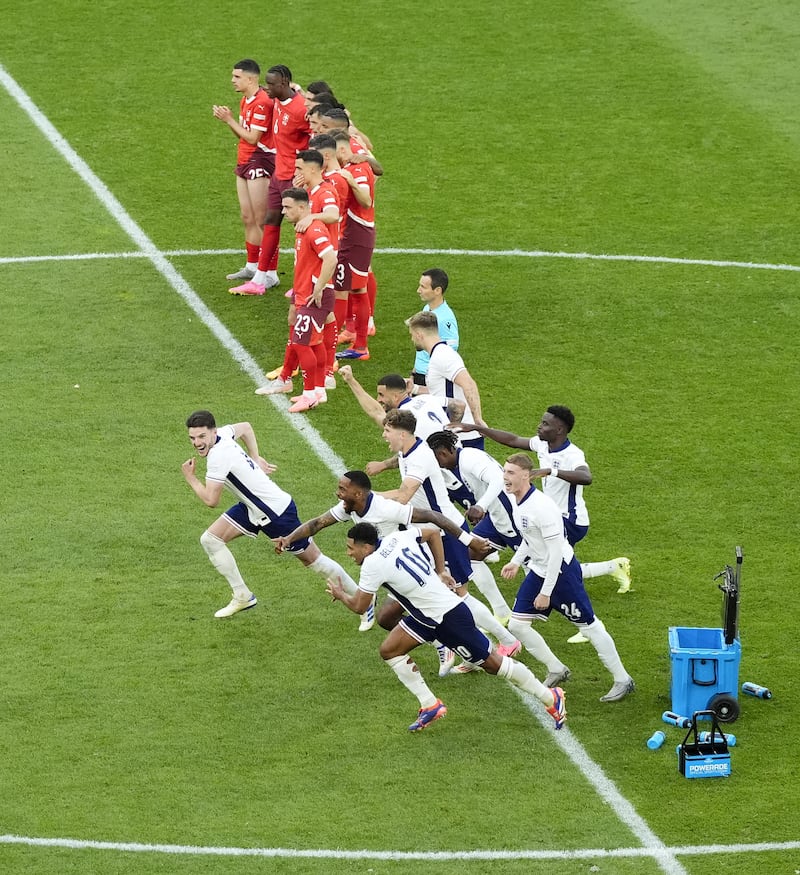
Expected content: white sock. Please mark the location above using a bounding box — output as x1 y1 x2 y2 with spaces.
266 269 279 282
580 618 629 682
385 655 437 707
581 560 616 579
252 269 268 285
245 260 258 271
464 594 516 646
200 530 252 600
470 561 511 616
308 554 358 595
508 618 566 673
496 655 552 705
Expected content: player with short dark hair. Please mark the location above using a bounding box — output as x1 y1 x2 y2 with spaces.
326 522 566 732
330 132 377 361
213 60 276 284
255 188 337 411
274 469 493 646
230 64 312 296
180 410 362 624
410 268 459 389
425 429 515 627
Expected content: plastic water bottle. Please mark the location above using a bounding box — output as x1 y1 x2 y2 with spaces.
742 682 772 699
699 731 737 747
647 731 666 750
662 711 692 728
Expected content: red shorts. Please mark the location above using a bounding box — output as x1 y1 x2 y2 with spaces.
291 304 327 345
293 285 335 314
235 151 275 180
267 175 297 211
333 229 375 292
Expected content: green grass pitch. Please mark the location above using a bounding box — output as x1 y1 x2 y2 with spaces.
1 1 799 873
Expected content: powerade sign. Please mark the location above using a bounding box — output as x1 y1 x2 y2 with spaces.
688 759 731 777
681 754 731 779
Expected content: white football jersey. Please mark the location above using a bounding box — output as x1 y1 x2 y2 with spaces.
509 485 574 577
399 438 465 526
529 436 590 526
426 341 480 441
357 527 462 623
414 301 459 375
449 447 518 539
205 425 292 524
329 492 413 538
397 394 450 440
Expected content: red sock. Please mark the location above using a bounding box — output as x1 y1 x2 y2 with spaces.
313 343 326 388
333 296 349 331
352 292 370 348
280 340 297 381
246 242 260 263
258 224 281 272
323 321 337 373
292 343 317 391
367 271 377 315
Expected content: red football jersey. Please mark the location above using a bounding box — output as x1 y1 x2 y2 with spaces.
324 170 351 237
349 136 369 156
237 89 275 164
293 219 336 307
308 180 341 244
272 92 312 179
342 160 375 229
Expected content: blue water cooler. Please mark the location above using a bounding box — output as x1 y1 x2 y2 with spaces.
668 547 743 723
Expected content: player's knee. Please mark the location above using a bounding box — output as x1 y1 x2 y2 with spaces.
379 640 400 661
200 530 224 556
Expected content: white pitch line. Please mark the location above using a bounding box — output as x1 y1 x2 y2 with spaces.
511 688 687 875
0 833 798 862
0 62 756 874
2 246 800 273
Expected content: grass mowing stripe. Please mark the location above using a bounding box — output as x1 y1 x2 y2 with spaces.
3 246 800 273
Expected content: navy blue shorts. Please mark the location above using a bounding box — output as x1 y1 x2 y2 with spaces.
223 500 310 553
512 556 595 624
459 435 485 451
442 528 474 585
472 515 522 551
563 519 589 546
447 481 474 510
401 601 492 666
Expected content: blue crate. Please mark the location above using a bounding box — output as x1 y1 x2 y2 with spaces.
668 627 741 722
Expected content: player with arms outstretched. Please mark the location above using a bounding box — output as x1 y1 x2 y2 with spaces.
181 410 366 628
